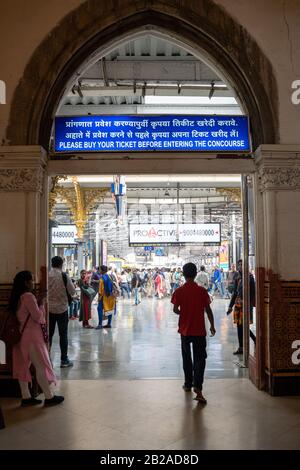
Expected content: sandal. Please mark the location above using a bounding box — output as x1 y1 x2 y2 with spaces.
193 388 207 404
194 394 207 404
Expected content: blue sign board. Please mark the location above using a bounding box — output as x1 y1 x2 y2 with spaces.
144 246 154 252
54 115 251 153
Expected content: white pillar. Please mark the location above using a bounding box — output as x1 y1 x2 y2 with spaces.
0 146 47 284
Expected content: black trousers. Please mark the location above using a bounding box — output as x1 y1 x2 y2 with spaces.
237 324 243 348
49 311 69 362
237 324 256 348
236 306 254 349
181 335 207 391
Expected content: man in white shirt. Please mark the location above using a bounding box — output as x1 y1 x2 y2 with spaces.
48 256 76 367
195 266 210 290
108 267 119 285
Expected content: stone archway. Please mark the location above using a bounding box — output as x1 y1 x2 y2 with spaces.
3 1 300 398
6 0 278 150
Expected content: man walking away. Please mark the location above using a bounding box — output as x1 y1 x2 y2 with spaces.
131 269 141 305
171 263 216 403
120 271 130 299
210 265 223 297
48 256 75 367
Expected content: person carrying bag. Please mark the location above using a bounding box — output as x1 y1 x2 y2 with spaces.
0 308 30 347
9 271 64 407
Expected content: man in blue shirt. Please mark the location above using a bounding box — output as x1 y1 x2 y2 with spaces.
210 266 224 297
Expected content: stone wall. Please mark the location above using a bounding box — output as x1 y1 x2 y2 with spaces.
1 0 296 146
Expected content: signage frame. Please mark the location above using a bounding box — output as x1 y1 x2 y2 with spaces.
129 223 221 247
51 224 78 246
54 114 252 155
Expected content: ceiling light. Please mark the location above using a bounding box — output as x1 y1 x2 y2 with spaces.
144 96 237 105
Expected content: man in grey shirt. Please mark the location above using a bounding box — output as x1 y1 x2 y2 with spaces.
195 266 209 290
48 256 76 367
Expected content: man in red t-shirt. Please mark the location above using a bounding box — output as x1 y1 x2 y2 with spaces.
171 262 216 403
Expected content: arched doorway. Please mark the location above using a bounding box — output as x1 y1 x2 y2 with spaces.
3 0 280 393
45 34 260 388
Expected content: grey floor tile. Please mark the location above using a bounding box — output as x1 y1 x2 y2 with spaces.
1 298 299 450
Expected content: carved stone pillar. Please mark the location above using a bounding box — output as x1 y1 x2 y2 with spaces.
0 146 48 393
0 146 48 281
255 145 300 395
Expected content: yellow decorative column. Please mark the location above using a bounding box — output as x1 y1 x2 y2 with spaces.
49 176 110 270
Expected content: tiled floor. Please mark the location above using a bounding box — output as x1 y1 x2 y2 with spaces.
1 296 299 450
1 378 300 449
51 297 248 380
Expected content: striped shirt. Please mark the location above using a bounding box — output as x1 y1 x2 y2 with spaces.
48 268 76 314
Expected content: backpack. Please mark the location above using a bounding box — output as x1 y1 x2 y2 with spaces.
0 308 30 346
103 274 119 298
109 275 120 298
133 274 141 288
62 272 73 306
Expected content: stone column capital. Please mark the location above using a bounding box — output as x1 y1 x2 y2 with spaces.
255 145 300 192
0 146 47 193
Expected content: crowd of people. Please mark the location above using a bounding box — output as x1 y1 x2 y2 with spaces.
105 264 242 302
67 264 239 308
65 267 185 315
48 262 243 336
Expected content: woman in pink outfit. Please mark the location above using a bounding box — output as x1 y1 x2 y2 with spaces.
10 271 64 407
155 272 165 299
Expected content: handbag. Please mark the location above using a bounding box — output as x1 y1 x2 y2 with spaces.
62 272 73 306
0 310 30 346
86 286 97 298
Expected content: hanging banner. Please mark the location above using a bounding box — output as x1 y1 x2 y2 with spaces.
219 240 229 270
129 223 220 246
54 115 251 153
